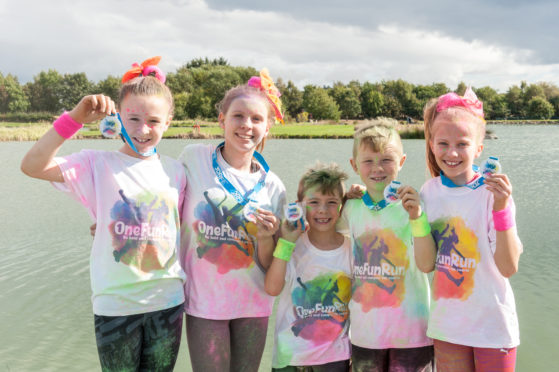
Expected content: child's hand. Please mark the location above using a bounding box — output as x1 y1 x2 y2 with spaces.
69 94 116 124
346 184 366 199
399 185 422 220
90 223 97 236
279 218 305 243
254 209 280 239
484 173 512 211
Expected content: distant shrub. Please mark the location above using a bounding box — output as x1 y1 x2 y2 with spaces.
0 112 55 123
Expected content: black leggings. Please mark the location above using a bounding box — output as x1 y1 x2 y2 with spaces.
186 314 269 372
94 304 183 372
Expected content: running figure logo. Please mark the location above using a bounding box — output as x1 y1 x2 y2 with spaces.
290 273 350 345
432 217 480 301
192 189 257 274
352 228 409 312
109 189 177 273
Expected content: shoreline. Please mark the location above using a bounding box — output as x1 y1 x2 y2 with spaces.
0 119 551 141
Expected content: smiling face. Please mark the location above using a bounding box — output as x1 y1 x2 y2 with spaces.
118 94 171 159
351 142 406 202
303 187 343 234
430 110 484 185
219 94 271 156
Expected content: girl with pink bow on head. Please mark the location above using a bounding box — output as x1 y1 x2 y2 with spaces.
21 56 187 371
405 87 522 371
177 69 287 372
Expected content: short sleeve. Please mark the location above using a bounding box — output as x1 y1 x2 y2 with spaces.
51 150 96 219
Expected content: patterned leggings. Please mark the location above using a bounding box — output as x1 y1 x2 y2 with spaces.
434 339 517 372
94 304 183 372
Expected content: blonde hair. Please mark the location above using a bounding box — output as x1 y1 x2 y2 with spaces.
423 99 486 177
296 162 348 202
216 85 277 152
118 76 174 116
353 117 403 158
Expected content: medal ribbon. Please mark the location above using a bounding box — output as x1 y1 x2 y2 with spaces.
440 165 484 190
361 191 388 211
212 142 269 213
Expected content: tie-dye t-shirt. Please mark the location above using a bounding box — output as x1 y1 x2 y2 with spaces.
272 233 351 368
342 199 431 349
421 177 521 348
53 150 187 316
178 144 286 319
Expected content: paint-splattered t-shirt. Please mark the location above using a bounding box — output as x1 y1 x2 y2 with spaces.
342 198 431 349
421 176 521 348
178 144 286 319
53 150 187 316
272 233 351 368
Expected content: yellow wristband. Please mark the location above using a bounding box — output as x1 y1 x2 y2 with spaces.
410 212 431 238
273 238 296 262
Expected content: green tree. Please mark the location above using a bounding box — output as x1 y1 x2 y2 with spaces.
330 82 361 119
505 85 524 118
277 79 303 119
60 73 94 110
360 82 384 119
25 69 64 112
0 73 29 113
96 75 121 102
527 96 554 119
455 82 467 95
303 85 340 120
382 79 420 118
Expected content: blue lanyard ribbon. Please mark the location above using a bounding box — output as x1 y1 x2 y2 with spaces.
440 165 484 190
361 191 388 211
117 113 157 157
212 142 269 210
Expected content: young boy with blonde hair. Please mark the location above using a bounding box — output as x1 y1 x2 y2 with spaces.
344 118 433 371
265 163 352 372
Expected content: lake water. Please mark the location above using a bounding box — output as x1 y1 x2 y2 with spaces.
1 125 557 371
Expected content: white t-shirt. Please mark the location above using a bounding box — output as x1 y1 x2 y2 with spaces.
178 144 286 319
421 177 521 348
53 150 187 316
342 199 432 349
273 233 352 368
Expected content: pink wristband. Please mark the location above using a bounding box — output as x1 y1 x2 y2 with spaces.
53 112 83 139
492 203 515 231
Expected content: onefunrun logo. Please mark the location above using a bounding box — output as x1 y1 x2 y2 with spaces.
432 216 480 301
113 221 173 241
353 262 406 279
295 302 348 319
197 220 249 242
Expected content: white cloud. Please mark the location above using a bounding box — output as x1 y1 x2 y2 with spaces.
2 0 558 92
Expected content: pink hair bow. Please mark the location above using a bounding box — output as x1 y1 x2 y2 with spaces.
436 87 484 118
122 56 166 84
248 68 284 124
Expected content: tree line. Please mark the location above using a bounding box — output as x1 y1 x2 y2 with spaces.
1 57 558 122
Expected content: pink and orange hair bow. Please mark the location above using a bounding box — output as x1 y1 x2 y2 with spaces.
436 87 484 119
122 56 166 84
248 68 284 124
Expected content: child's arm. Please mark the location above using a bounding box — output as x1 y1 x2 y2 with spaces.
485 174 521 277
264 221 303 296
399 185 436 273
21 94 115 182
255 209 281 270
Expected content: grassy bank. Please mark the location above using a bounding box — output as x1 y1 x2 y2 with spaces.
1 117 541 141
1 121 426 141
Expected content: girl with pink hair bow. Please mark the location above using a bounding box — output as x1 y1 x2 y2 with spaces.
406 87 522 371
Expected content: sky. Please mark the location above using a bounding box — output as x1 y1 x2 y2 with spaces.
2 0 559 92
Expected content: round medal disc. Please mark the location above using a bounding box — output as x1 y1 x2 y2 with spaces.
243 202 259 222
384 181 401 203
480 156 501 177
99 115 121 139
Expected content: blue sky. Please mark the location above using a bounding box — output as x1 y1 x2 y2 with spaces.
2 0 558 91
